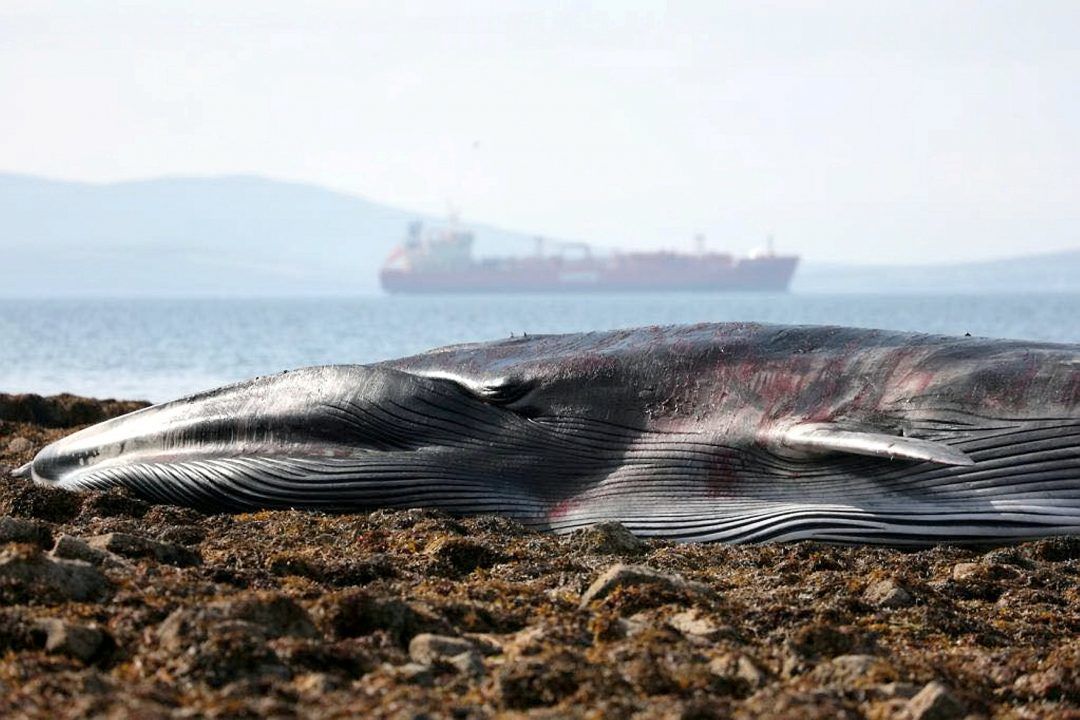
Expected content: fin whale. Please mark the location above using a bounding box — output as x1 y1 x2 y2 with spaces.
17 323 1080 544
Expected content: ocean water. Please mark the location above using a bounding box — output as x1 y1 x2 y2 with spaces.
1 293 1078 403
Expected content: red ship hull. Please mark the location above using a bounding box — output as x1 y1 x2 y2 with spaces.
381 254 799 294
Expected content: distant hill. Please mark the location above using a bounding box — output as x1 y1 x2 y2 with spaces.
1 173 1076 296
0 173 533 296
795 250 1080 294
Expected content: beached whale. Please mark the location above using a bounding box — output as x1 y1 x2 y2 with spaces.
16 323 1080 544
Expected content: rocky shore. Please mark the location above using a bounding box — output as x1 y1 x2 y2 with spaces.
0 393 1078 719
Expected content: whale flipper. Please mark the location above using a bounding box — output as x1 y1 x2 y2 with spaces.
781 423 975 466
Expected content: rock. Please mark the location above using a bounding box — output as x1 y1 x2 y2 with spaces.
810 654 894 687
158 592 318 651
875 682 919 699
0 516 53 548
293 672 342 694
387 662 435 686
0 393 148 428
863 579 914 609
907 681 965 720
408 634 485 676
408 633 477 664
35 618 111 662
495 652 583 710
424 536 501 575
0 545 110 603
315 589 432 643
448 650 485 676
80 489 150 519
708 652 769 689
5 437 32 454
0 484 81 523
578 563 714 609
668 609 730 641
86 532 201 567
572 521 646 555
50 535 111 566
951 562 981 581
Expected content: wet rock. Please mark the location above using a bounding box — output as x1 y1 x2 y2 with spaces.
578 563 714 609
1 483 81 522
0 515 53 547
5 436 32 454
0 545 110 603
424 536 502 575
408 633 477 664
863 578 914 609
86 532 201 567
571 521 646 555
51 535 111 565
907 681 965 720
35 618 111 663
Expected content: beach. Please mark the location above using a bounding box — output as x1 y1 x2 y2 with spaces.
0 393 1077 718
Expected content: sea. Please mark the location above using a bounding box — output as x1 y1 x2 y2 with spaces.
1 293 1078 403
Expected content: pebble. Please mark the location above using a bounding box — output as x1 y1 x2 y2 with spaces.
0 545 110 602
578 563 714 609
86 532 201 567
908 681 966 720
35 618 110 662
863 578 914 609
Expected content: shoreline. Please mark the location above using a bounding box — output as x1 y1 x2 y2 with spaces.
0 393 1078 717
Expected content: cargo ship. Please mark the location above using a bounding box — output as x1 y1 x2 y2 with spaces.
379 221 799 294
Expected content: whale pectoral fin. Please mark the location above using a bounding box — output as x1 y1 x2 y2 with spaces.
780 423 975 466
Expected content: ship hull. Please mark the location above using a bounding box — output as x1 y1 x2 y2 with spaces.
381 256 799 294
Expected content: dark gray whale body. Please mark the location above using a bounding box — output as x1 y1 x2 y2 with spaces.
19 323 1080 544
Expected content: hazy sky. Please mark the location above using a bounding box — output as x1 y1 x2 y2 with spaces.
2 1 1078 263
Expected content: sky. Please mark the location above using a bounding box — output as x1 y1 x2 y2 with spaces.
1 0 1078 264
